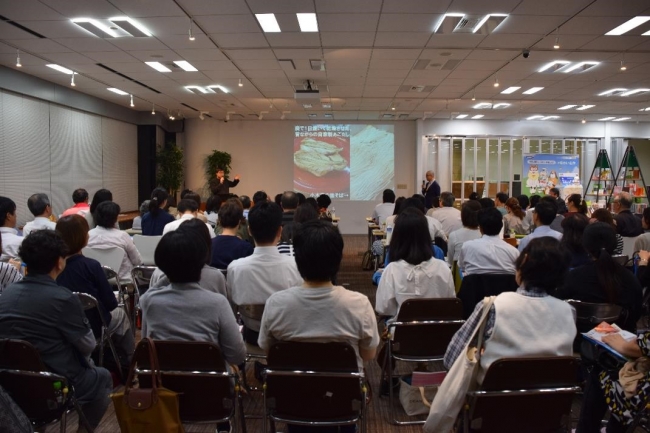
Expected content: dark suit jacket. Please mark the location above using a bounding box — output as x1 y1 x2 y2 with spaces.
614 209 643 237
422 180 441 209
209 177 239 196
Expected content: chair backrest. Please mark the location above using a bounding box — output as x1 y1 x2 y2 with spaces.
611 254 630 267
132 235 161 266
131 265 158 297
0 339 71 426
458 273 518 319
134 340 233 422
466 356 580 433
82 246 125 276
621 235 639 259
390 298 465 358
265 341 363 422
567 300 622 334
74 292 99 311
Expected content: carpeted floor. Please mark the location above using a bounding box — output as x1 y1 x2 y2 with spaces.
44 235 619 432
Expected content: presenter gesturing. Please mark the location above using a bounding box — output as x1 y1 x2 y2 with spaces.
210 168 240 201
422 170 440 210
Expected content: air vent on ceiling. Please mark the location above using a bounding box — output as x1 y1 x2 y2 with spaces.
96 63 161 94
398 114 409 119
413 59 430 70
181 103 198 112
413 58 460 71
398 85 435 93
441 59 462 70
0 15 46 38
382 114 395 119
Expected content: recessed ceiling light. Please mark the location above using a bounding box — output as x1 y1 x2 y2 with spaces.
471 114 484 119
576 105 595 110
321 103 331 109
473 103 492 109
501 86 520 94
324 113 333 119
308 113 317 118
527 115 544 120
523 87 544 94
599 88 628 96
185 85 214 94
613 117 631 121
563 61 599 73
558 105 577 110
599 117 616 121
620 88 650 97
302 104 312 109
433 13 465 33
541 116 559 120
109 17 152 37
71 18 117 37
46 64 74 74
493 103 510 109
145 61 171 72
207 85 229 93
639 107 650 112
605 16 650 36
297 13 318 32
538 61 570 73
472 14 508 33
173 61 198 72
456 114 468 119
256 14 281 32
107 88 128 95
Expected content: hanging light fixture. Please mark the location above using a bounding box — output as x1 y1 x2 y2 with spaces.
188 19 195 41
151 103 155 115
581 118 586 124
553 28 560 49
238 78 243 87
620 60 627 71
16 50 21 68
130 94 134 107
70 72 76 86
472 88 476 101
493 76 499 88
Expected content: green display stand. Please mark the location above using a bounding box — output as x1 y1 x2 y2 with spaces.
584 149 614 207
609 145 649 214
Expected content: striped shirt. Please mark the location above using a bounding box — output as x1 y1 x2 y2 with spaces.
0 263 22 293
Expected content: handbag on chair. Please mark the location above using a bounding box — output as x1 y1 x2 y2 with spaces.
111 338 184 433
423 296 496 433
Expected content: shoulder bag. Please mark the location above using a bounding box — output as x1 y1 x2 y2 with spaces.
423 296 496 433
111 338 184 433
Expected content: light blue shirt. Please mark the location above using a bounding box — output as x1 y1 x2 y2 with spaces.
518 225 563 252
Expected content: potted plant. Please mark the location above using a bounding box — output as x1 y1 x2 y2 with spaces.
204 150 232 184
156 144 184 200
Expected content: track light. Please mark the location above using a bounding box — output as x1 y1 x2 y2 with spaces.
130 94 134 107
168 109 175 120
188 19 195 41
16 50 21 68
581 118 586 124
553 28 560 49
70 72 76 87
472 89 476 101
151 103 155 115
238 78 243 87
199 111 208 120
620 60 627 71
493 77 499 88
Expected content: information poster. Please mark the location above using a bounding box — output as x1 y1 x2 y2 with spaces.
522 154 580 196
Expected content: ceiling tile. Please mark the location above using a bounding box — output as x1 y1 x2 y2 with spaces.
156 34 215 50
560 17 624 35
0 0 66 20
478 33 543 49
234 59 281 70
178 0 251 15
372 49 422 60
579 36 648 51
579 0 650 17
368 69 410 79
318 14 380 32
109 38 170 51
6 38 71 54
273 49 322 59
195 15 260 33
532 35 599 50
447 0 522 14
377 14 440 32
191 60 238 70
211 33 269 48
368 59 414 70
138 17 198 36
40 0 122 17
246 0 315 13
426 34 485 48
265 33 321 48
315 0 383 13
125 49 179 62
225 49 276 60
382 0 452 13
496 15 566 34
328 85 364 97
15 20 87 38
173 48 228 61
324 58 370 70
244 69 286 78
42 52 97 65
203 70 248 80
83 50 139 63
374 32 432 47
320 32 376 47
54 37 121 52
110 0 186 17
324 49 372 60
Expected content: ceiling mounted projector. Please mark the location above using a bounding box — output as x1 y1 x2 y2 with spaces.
295 80 320 104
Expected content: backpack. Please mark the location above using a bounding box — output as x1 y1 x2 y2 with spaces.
362 250 376 271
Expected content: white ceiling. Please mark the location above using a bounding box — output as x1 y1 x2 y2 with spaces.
1 0 650 122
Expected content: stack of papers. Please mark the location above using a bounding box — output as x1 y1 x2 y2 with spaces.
582 322 636 360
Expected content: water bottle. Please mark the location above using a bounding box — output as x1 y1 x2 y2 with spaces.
386 225 393 243
331 206 336 219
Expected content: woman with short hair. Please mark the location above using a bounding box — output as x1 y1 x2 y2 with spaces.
210 198 253 269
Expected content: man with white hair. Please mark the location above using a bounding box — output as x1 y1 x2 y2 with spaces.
422 170 441 210
612 192 643 237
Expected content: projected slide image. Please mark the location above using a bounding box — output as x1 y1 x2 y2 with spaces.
293 124 395 201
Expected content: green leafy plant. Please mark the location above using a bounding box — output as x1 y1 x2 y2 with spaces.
204 150 232 184
156 144 184 199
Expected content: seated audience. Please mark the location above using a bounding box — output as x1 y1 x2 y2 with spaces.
163 199 215 238
274 193 282 207
376 207 454 318
385 196 405 231
183 191 208 223
447 200 482 267
612 192 643 237
458 208 519 275
87 201 142 281
401 197 447 242
0 231 113 430
297 192 306 205
305 197 319 213
228 202 302 345
149 219 226 297
279 191 299 242
566 193 588 215
540 195 565 233
522 194 541 233
559 213 591 268
23 193 57 236
0 235 22 293
591 208 624 255
141 187 175 236
240 195 252 219
259 219 380 371
426 192 462 237
61 188 90 217
252 190 268 206
502 197 527 235
555 222 642 332
372 189 396 226
517 194 530 211
0 197 22 262
478 197 495 209
56 215 134 367
85 188 113 230
131 200 149 231
634 207 650 251
518 200 562 251
210 198 253 269
494 192 508 216
549 187 568 215
316 194 333 221
430 237 575 431
205 194 222 227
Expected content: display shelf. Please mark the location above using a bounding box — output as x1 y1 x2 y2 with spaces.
584 149 615 208
609 145 649 214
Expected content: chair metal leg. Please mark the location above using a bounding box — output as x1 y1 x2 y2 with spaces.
104 330 124 382
72 396 95 433
238 389 247 433
387 341 425 425
60 409 66 433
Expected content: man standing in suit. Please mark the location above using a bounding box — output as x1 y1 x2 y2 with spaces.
422 170 441 210
210 168 240 202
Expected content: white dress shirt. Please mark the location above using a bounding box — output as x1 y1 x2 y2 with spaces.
372 203 395 226
0 227 23 262
376 258 455 317
518 225 563 252
427 206 462 237
426 216 447 241
447 227 482 266
458 234 520 276
87 226 143 281
23 217 57 237
163 213 216 238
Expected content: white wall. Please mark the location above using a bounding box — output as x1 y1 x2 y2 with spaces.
181 119 417 234
0 90 138 227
